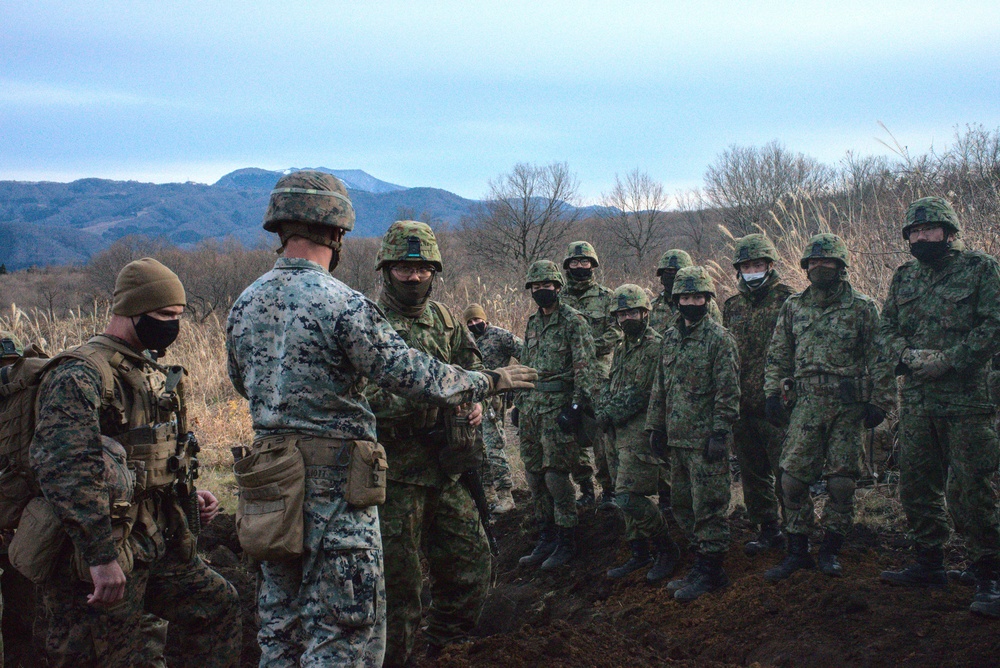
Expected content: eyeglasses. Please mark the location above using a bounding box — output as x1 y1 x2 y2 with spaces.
568 259 592 269
615 308 646 320
390 264 436 279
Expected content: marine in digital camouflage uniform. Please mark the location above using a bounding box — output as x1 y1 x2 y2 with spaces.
763 233 893 582
723 234 794 556
560 241 620 508
517 260 601 571
646 266 740 601
874 198 1000 616
32 259 240 668
463 303 523 514
599 286 680 583
0 330 25 668
227 174 534 668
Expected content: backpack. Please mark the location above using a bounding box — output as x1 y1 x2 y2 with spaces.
0 343 115 531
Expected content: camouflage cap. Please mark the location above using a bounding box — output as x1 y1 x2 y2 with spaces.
0 330 24 359
524 260 564 289
563 241 600 269
799 233 850 269
263 170 355 233
375 220 443 272
463 303 487 323
902 196 961 239
610 284 651 313
656 249 693 276
732 234 778 267
671 266 716 298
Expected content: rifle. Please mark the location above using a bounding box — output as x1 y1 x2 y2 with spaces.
161 364 202 536
460 469 499 557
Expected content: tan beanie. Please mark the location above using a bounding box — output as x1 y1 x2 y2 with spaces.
112 258 187 317
462 303 488 323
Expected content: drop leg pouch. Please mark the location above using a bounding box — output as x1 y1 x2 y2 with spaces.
234 437 305 561
8 496 67 584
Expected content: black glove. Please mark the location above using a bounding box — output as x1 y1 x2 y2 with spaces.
557 403 582 434
510 406 520 428
704 431 728 463
765 395 789 427
862 404 887 429
649 430 668 460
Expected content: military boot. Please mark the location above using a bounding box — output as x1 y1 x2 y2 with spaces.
764 533 814 582
598 490 617 511
971 556 1000 604
576 477 596 509
494 487 516 514
744 521 785 557
880 546 947 588
666 548 703 591
519 525 559 568
817 531 845 577
607 539 652 579
971 597 1000 618
674 553 730 602
646 532 681 583
541 526 577 570
947 568 976 586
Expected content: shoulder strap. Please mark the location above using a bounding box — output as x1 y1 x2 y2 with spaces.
430 301 456 329
44 344 122 407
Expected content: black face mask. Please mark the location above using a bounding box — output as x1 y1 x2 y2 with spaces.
909 240 950 263
660 272 676 293
807 266 840 290
677 303 708 322
620 318 647 338
568 267 593 281
389 275 432 306
133 315 180 356
468 322 487 337
532 289 559 309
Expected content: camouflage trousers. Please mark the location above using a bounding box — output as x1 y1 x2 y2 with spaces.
898 410 1000 562
380 478 490 667
612 421 666 542
732 412 785 526
482 409 513 490
39 549 240 668
258 465 385 668
780 392 864 536
572 433 615 495
669 447 732 555
520 403 578 528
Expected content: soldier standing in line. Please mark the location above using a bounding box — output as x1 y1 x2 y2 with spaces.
763 233 893 582
560 241 621 509
599 285 680 583
723 235 794 557
517 260 600 570
875 197 1000 618
646 266 740 601
227 174 535 667
463 303 524 514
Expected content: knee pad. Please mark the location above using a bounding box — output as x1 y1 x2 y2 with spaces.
781 474 810 506
826 476 856 513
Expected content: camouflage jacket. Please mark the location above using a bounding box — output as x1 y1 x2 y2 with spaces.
519 302 600 410
764 280 894 411
645 316 740 449
474 324 523 370
560 278 622 371
598 324 662 427
227 258 491 443
723 272 794 417
364 297 484 486
650 291 722 335
880 249 1000 415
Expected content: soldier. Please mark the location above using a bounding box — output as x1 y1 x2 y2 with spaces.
517 260 600 570
0 330 22 668
723 235 794 556
560 241 621 509
763 233 893 581
227 173 535 667
875 197 1000 617
599 285 680 583
31 258 241 667
649 249 722 335
463 303 524 514
646 267 740 601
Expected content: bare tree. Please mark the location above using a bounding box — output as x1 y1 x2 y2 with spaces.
674 189 717 255
599 169 669 269
85 235 171 301
463 162 581 269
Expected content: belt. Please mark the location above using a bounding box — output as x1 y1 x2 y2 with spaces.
253 433 350 467
797 373 849 386
534 380 571 392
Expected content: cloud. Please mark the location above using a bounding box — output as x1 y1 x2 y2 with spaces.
0 80 187 109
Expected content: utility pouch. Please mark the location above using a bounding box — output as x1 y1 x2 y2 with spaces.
437 413 483 475
234 438 305 561
8 496 67 584
839 378 858 404
344 440 388 507
780 378 797 411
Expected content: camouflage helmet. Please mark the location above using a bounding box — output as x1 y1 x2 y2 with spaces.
902 196 962 239
563 241 600 269
375 220 443 272
0 330 23 360
732 234 778 267
524 260 564 289
656 249 693 276
263 170 355 233
671 266 716 298
799 233 850 269
610 284 651 314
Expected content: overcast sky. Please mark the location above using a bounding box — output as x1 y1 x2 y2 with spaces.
2 1 998 200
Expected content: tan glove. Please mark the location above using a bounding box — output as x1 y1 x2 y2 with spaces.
484 364 537 393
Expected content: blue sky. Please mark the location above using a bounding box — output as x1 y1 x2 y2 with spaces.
2 1 998 201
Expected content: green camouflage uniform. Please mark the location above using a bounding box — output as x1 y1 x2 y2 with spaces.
31 336 241 668
228 258 494 668
646 314 741 555
880 246 1000 562
724 271 794 527
650 293 722 335
473 324 523 491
